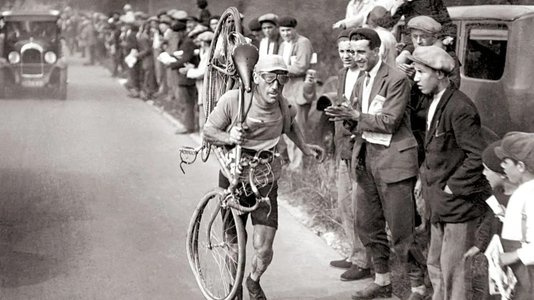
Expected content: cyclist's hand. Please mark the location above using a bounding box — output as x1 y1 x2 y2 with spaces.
305 144 325 162
229 126 246 145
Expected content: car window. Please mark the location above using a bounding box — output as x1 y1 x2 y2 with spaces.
464 24 508 81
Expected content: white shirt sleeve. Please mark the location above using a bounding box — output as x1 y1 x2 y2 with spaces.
517 198 534 265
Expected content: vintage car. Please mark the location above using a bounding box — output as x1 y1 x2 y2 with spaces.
449 5 534 137
0 10 67 99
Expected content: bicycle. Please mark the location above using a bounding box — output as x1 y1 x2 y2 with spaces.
180 7 264 300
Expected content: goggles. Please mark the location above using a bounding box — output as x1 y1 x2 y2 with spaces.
259 72 289 85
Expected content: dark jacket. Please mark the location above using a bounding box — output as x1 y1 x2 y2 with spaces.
168 32 198 86
349 62 419 183
420 87 492 223
137 31 154 70
334 67 359 161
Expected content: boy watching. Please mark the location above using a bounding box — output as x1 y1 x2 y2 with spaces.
495 131 534 299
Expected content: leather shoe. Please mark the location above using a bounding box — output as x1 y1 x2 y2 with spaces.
352 283 392 300
407 291 430 300
246 275 266 300
330 258 352 269
341 265 371 281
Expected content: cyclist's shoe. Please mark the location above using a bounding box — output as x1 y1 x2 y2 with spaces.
246 275 267 300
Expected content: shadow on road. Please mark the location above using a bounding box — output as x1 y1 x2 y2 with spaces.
0 168 91 288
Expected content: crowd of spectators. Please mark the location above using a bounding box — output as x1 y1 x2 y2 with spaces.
55 1 534 299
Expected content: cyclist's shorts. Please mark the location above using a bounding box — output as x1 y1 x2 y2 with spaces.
219 173 278 230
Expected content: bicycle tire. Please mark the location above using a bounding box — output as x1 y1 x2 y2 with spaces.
186 188 247 300
201 7 243 163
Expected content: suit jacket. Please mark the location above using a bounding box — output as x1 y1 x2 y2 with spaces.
334 67 360 161
349 62 419 183
420 87 491 223
169 32 198 86
137 31 154 70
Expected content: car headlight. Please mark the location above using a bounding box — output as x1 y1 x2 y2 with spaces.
44 51 57 64
8 51 20 64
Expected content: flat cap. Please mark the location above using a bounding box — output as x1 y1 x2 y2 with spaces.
248 17 262 31
258 13 278 25
147 16 158 23
406 45 454 73
255 55 288 73
495 131 534 168
483 140 505 174
196 30 214 42
407 16 442 34
170 10 188 21
278 16 297 28
337 28 352 40
159 14 172 25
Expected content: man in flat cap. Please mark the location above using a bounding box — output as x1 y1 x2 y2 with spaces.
495 131 534 300
397 15 460 88
277 16 314 170
204 55 323 300
409 45 492 300
258 13 282 57
326 28 426 300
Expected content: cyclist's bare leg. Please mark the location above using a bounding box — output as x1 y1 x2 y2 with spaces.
250 224 276 281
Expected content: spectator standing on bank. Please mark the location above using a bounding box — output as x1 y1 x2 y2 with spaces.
80 14 97 65
154 13 173 99
325 28 427 300
328 29 372 282
196 0 211 27
278 16 314 170
409 45 492 300
365 5 397 66
495 132 534 299
121 19 141 98
137 21 157 101
247 17 263 49
390 0 455 40
167 20 199 134
181 31 214 130
258 13 282 57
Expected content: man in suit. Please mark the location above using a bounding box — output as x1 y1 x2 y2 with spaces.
327 29 372 282
168 20 199 133
409 45 492 300
325 28 426 300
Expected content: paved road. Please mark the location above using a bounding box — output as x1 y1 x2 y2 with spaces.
0 58 379 299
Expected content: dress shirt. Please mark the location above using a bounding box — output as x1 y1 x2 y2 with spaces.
362 59 382 114
344 68 360 101
501 179 534 265
281 40 293 66
427 88 446 130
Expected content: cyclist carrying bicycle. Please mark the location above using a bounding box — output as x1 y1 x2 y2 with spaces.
203 54 324 300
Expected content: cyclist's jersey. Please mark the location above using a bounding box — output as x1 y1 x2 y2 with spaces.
207 89 293 181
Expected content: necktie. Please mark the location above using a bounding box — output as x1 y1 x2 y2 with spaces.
365 72 371 87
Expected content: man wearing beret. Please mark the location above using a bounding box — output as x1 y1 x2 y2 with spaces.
258 13 282 57
494 131 534 299
278 16 314 170
247 17 263 48
409 45 492 300
325 28 426 300
204 55 323 300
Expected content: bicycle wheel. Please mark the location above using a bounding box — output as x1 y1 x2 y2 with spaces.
186 188 247 300
201 7 243 162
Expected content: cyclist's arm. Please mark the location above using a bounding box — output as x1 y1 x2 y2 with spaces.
285 121 315 157
203 124 242 146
